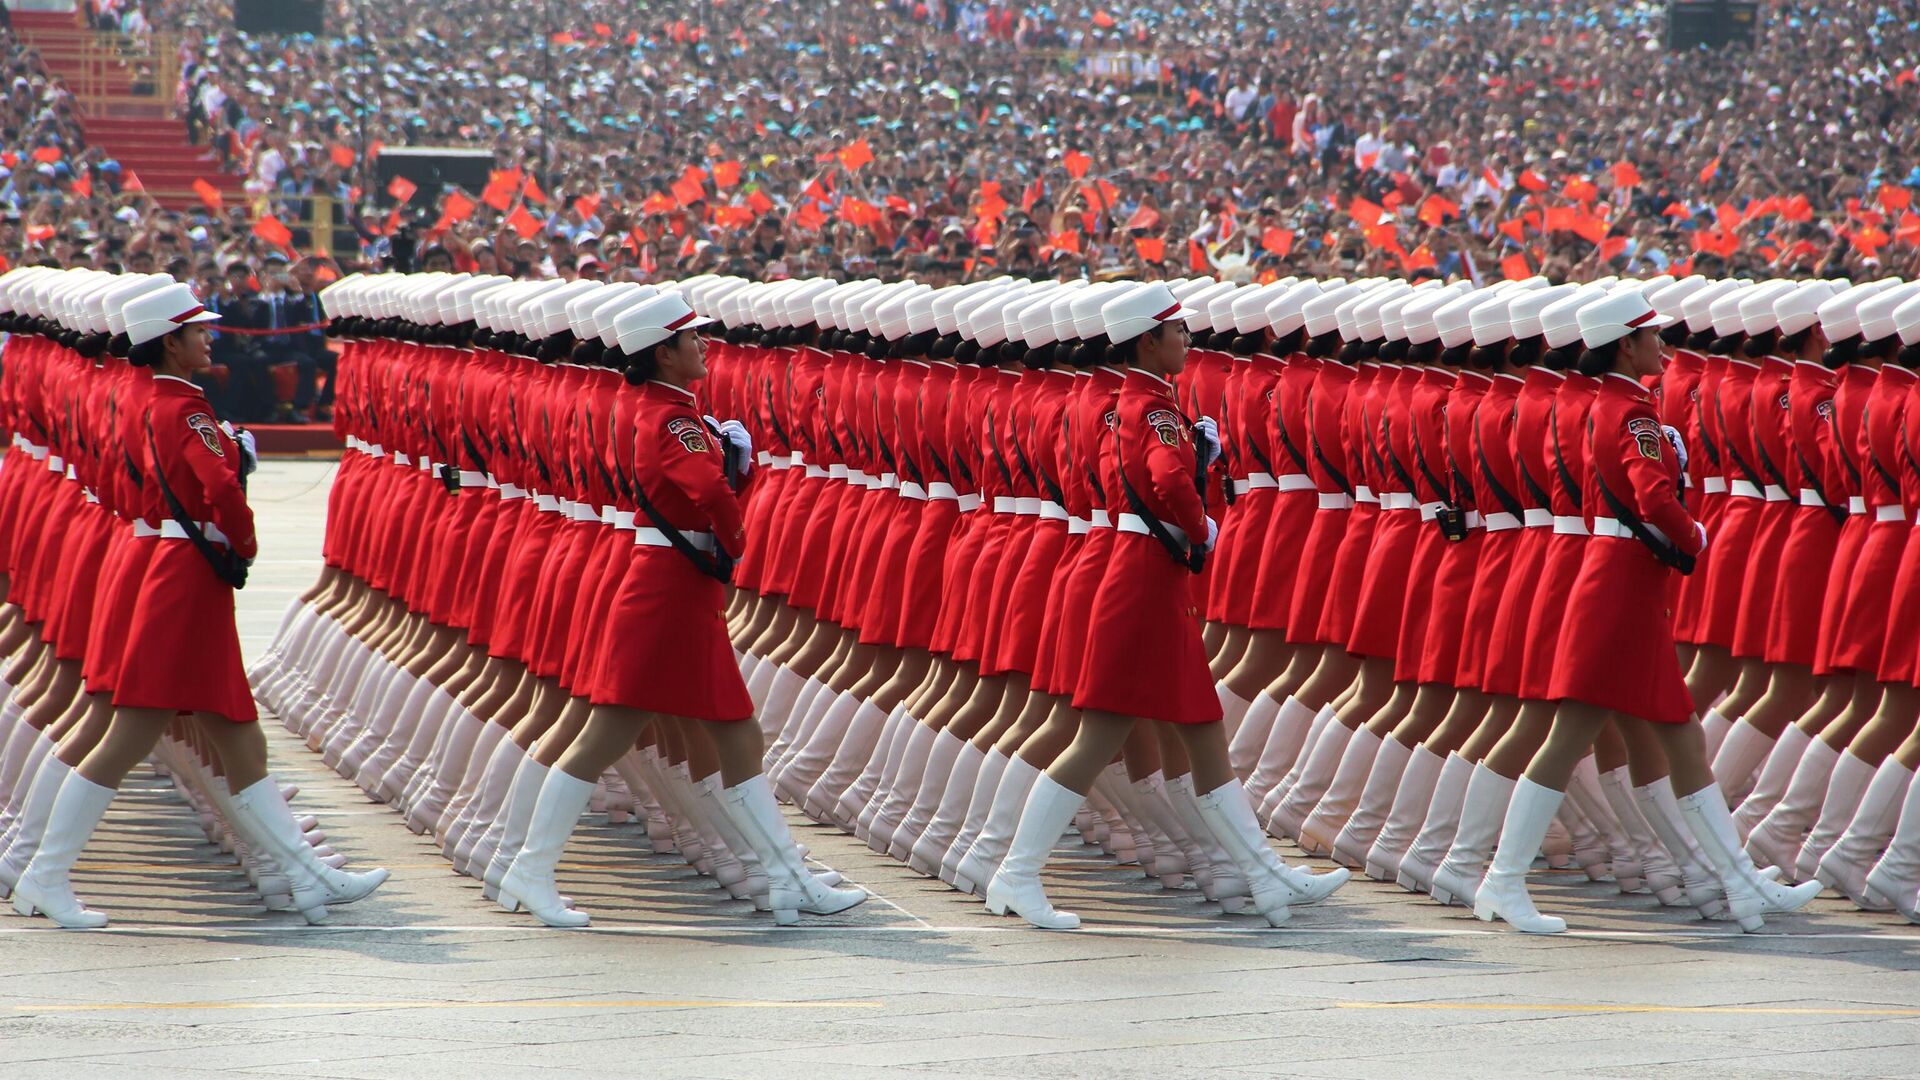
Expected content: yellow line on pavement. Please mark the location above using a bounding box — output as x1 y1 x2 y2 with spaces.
1340 1002 1920 1017
20 999 885 1012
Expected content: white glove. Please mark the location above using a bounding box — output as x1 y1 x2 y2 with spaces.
232 425 258 477
706 416 753 479
1694 521 1709 552
1203 515 1219 552
1193 415 1222 468
1662 424 1688 472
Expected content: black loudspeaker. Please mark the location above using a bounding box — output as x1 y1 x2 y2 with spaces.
233 0 325 34
1667 1 1760 50
375 148 498 210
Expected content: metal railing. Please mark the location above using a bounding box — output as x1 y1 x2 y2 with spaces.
19 22 180 117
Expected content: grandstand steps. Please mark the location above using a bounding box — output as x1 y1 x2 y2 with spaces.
11 10 242 211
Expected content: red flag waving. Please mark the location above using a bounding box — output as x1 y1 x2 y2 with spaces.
387 175 418 203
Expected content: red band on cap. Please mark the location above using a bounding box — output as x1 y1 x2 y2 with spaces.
1625 309 1656 328
1150 303 1181 321
169 305 206 323
664 311 698 332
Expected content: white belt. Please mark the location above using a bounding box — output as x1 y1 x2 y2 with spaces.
1552 515 1590 536
830 464 849 480
82 489 98 504
47 454 64 472
65 464 77 481
1850 496 1867 515
1798 488 1828 508
755 451 772 466
419 457 434 473
1728 479 1764 499
1763 484 1789 503
958 494 983 513
1355 484 1378 505
1317 492 1355 510
1876 505 1906 523
899 482 928 501
500 483 528 500
1239 472 1277 493
600 504 618 524
805 465 830 479
131 519 161 538
1702 476 1727 495
790 452 804 467
635 527 715 551
1089 508 1113 529
1420 501 1447 522
1116 513 1189 545
534 494 560 513
879 472 899 491
1592 516 1673 546
613 510 637 531
394 452 412 467
1014 497 1042 516
24 444 47 461
1276 473 1316 492
928 481 959 501
1464 510 1485 529
1068 516 1090 536
1484 511 1522 532
767 455 794 471
368 443 386 458
992 496 1018 514
459 470 487 488
160 518 232 546
344 435 362 452
1523 508 1553 528
850 469 872 488
1040 501 1069 522
567 501 597 523
485 473 501 489
1382 492 1416 511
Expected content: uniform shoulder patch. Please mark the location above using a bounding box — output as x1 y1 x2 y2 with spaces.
1145 408 1183 447
1626 416 1663 460
666 415 709 454
186 412 224 457
1816 400 1835 420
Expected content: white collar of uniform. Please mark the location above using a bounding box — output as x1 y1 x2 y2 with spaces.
1133 368 1174 391
900 358 930 368
1494 372 1524 383
1603 371 1645 390
1071 369 1091 377
152 374 202 391
1539 368 1568 380
1098 366 1125 376
931 360 958 368
1729 357 1760 370
1886 362 1916 376
648 379 698 402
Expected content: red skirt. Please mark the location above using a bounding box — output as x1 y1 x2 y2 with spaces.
1346 508 1422 659
1815 514 1872 675
736 466 797 594
83 526 155 694
761 473 831 601
1829 519 1910 674
951 512 1018 663
528 520 597 680
894 497 961 650
1546 537 1693 725
785 479 855 613
465 494 525 651
977 515 1043 674
1694 495 1761 648
1480 525 1552 697
1246 489 1317 631
929 509 991 655
1671 488 1727 642
1320 502 1379 647
1044 527 1114 695
1874 528 1920 684
488 506 560 662
1764 505 1843 667
1393 524 1451 682
590 545 753 721
113 540 257 722
424 489 487 627
990 517 1070 675
1206 486 1274 624
1456 525 1522 689
1286 502 1352 644
1073 532 1222 725
563 524 629 691
1029 530 1087 692
1519 531 1590 700
1730 499 1797 658
49 503 113 662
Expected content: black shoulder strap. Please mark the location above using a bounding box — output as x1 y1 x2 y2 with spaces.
1474 413 1527 520
145 415 248 590
1711 391 1764 487
1550 401 1584 511
1863 403 1903 496
1307 395 1354 497
629 474 734 584
1794 443 1847 526
1114 424 1203 574
1271 410 1311 477
1585 415 1696 575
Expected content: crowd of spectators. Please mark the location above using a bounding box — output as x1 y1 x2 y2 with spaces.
3 1 1920 415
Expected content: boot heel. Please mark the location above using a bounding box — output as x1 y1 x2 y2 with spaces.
299 905 330 925
983 898 1007 916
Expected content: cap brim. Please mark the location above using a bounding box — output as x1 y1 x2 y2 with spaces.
1159 304 1196 322
182 310 222 324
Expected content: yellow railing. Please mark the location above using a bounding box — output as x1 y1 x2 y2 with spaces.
250 193 360 263
20 26 180 117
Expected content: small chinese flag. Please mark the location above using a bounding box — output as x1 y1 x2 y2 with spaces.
1417 196 1457 228
1698 157 1721 184
1062 150 1092 179
252 215 294 249
746 188 775 215
522 175 547 204
505 203 542 240
1610 161 1642 188
1517 168 1548 192
837 139 874 171
31 146 61 164
670 174 706 207
1048 230 1082 254
387 175 418 203
71 172 92 199
123 170 144 192
711 160 742 189
1880 185 1912 212
793 201 828 231
1500 253 1531 281
1188 238 1210 272
573 193 601 219
1133 236 1165 262
329 144 356 169
442 190 476 222
192 178 223 211
1260 226 1294 258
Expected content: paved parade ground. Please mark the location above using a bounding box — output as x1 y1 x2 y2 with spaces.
5 460 1920 1079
